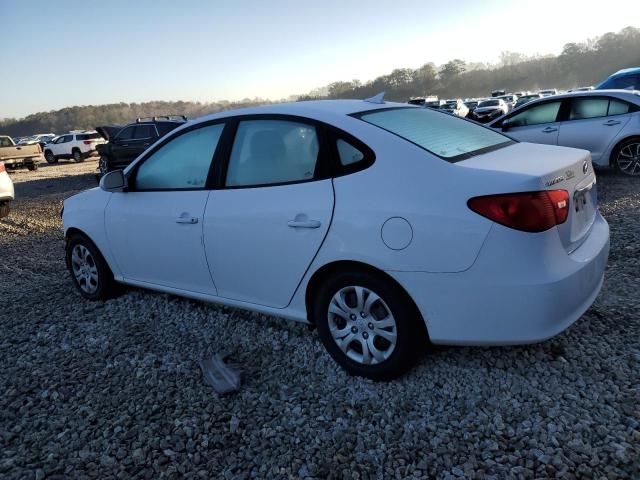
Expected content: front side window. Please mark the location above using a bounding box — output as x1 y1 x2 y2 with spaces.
358 107 511 161
0 137 11 147
226 120 319 187
157 122 180 137
569 97 609 120
63 135 73 143
135 124 224 190
505 101 562 127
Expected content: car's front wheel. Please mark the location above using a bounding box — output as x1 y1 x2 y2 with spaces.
313 270 425 380
45 151 57 164
613 137 640 176
66 233 118 301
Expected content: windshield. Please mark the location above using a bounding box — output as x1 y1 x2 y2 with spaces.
478 100 500 107
356 107 513 162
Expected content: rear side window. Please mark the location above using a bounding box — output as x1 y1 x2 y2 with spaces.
76 132 101 140
225 120 319 187
336 139 364 166
569 98 609 120
134 124 156 139
156 122 181 137
506 101 561 127
357 107 512 161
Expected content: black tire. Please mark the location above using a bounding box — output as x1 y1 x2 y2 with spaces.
72 149 84 163
65 233 119 301
611 136 640 176
45 151 57 164
0 203 9 218
98 156 110 176
312 270 425 380
27 161 38 171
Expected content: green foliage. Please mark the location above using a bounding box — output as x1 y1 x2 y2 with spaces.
0 99 271 137
315 26 640 101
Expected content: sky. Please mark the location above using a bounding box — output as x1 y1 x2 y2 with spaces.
0 0 637 118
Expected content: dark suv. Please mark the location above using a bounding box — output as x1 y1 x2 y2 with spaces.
96 116 187 175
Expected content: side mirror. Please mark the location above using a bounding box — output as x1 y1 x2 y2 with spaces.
100 170 126 192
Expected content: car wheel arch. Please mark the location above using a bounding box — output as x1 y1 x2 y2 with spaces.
609 135 640 167
304 260 429 340
64 227 112 270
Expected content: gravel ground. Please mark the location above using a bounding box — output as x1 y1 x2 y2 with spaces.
0 160 638 479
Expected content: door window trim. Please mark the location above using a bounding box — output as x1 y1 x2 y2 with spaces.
125 114 377 192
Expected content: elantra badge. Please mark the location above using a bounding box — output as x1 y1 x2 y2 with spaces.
546 176 565 187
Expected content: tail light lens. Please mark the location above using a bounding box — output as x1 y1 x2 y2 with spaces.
83 140 93 145
468 190 569 233
0 162 5 173
37 144 42 153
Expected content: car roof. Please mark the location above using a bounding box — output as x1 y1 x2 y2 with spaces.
189 99 413 125
534 89 640 102
610 67 640 77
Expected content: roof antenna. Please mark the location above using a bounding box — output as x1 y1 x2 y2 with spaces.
364 92 385 104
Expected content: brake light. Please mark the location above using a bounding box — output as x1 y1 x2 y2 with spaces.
83 140 93 145
468 190 569 233
0 162 4 173
37 144 42 153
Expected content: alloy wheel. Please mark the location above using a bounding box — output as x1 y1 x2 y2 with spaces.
71 244 99 294
617 142 640 176
327 286 397 365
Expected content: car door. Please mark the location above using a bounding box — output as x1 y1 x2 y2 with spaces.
498 99 563 145
50 135 71 156
104 123 226 295
557 96 632 163
128 124 158 160
202 117 334 308
109 125 137 166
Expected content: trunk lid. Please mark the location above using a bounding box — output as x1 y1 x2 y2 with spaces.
458 142 597 253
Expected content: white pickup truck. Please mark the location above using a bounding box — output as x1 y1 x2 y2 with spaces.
0 135 43 171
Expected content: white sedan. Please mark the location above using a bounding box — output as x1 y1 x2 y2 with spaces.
0 161 15 218
489 90 640 176
62 99 610 379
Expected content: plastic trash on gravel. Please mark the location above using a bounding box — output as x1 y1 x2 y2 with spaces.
199 354 241 394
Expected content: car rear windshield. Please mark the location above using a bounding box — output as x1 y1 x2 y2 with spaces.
76 132 101 140
479 100 500 107
355 107 513 162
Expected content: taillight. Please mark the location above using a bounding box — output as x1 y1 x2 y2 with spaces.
468 190 569 233
38 144 42 153
0 162 5 173
83 140 93 145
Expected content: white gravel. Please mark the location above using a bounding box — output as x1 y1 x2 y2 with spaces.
0 160 638 479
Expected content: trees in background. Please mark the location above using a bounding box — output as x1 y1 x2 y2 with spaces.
2 27 639 137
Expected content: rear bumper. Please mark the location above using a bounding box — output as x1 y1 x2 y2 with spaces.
389 213 610 345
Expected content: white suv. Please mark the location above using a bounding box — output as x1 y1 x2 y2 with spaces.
44 131 105 164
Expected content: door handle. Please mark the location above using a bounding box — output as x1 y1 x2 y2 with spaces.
542 127 558 133
121 144 129 147
603 120 621 126
288 219 321 229
176 216 198 224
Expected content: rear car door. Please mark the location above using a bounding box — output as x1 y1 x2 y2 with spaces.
498 99 563 145
109 126 137 167
202 116 334 308
557 96 632 163
105 123 226 294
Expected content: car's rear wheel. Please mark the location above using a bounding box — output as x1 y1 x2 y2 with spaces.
0 203 9 218
45 151 57 164
66 233 118 301
27 161 38 171
613 137 640 176
313 270 424 380
72 149 84 163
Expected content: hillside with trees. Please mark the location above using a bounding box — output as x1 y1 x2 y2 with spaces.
1 27 638 137
300 26 640 101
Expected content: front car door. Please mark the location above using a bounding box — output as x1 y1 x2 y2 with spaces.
496 99 563 145
203 117 334 308
104 123 226 295
109 126 136 168
50 135 73 157
557 95 632 164
128 124 158 160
